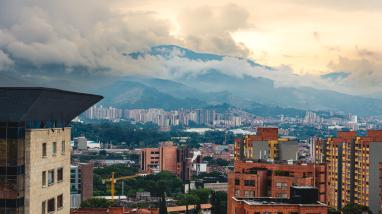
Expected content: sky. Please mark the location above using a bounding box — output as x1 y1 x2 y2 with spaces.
0 0 381 95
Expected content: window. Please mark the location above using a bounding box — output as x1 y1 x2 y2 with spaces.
235 179 240 185
57 194 63 210
244 180 255 186
57 168 63 182
234 189 240 197
48 170 55 186
42 201 46 214
42 143 47 157
47 198 55 213
42 171 47 187
52 142 57 155
61 141 65 154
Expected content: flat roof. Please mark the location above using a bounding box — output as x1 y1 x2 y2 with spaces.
0 87 103 122
232 197 326 207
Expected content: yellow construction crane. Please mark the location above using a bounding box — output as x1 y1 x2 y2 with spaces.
102 172 148 200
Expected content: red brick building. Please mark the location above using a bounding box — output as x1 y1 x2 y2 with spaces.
227 161 326 214
231 197 328 214
140 141 191 181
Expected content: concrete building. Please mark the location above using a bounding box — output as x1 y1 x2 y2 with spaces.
315 130 382 213
70 163 94 208
227 161 326 214
73 136 88 150
140 142 191 181
231 186 328 214
234 128 299 161
0 87 102 214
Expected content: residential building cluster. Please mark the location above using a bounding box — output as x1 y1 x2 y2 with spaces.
83 106 249 128
84 105 122 121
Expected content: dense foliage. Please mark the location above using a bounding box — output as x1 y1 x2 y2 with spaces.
341 203 372 214
93 164 138 196
93 165 183 197
71 121 236 148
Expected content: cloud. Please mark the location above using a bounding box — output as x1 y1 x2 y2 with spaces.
177 4 253 57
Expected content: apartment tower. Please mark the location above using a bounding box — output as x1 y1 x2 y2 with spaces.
315 130 382 213
0 87 102 214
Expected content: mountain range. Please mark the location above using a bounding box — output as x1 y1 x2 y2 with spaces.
1 44 382 116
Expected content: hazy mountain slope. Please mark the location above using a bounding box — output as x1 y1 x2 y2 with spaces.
127 45 382 116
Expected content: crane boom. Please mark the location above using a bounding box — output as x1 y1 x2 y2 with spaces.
102 172 148 200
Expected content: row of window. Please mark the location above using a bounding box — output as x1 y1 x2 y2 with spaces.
251 212 299 214
41 194 63 214
275 182 288 189
42 168 63 187
235 179 256 186
42 141 65 157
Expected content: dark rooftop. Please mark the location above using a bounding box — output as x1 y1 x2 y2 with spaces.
0 87 103 123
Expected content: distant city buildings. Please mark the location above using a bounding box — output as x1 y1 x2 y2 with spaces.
83 106 249 128
0 87 101 214
84 105 122 121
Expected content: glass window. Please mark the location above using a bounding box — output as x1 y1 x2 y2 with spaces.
48 170 55 186
52 142 57 155
47 198 55 213
57 194 63 209
42 201 46 214
57 168 63 182
244 180 255 186
42 143 47 157
61 141 65 154
235 179 240 185
42 171 46 187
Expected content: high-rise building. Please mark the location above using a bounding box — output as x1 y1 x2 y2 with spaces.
234 128 299 161
0 87 102 214
140 142 191 181
70 163 94 208
315 130 382 213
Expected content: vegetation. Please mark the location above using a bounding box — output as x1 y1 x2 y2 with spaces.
211 191 227 214
93 165 183 197
93 164 138 196
341 203 372 214
71 121 236 148
202 157 230 166
193 171 227 183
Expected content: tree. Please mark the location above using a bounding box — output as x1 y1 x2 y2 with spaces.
210 191 227 214
176 194 200 214
80 198 113 208
190 189 211 204
159 192 168 214
341 203 372 214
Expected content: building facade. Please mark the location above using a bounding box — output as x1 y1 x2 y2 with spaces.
231 187 327 214
70 163 94 208
140 141 191 181
0 87 102 214
234 128 299 161
315 130 382 213
227 161 326 214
